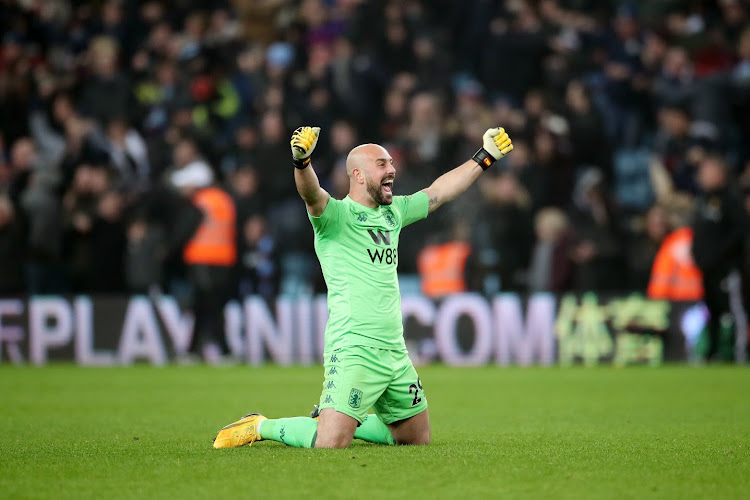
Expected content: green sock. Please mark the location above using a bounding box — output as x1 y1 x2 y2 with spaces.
259 418 318 448
353 415 395 445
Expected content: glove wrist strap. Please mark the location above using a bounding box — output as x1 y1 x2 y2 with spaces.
472 148 495 170
293 156 311 169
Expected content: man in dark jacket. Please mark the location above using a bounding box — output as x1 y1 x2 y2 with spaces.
691 156 747 362
0 195 25 294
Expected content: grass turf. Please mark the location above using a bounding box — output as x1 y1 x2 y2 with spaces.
1 365 749 499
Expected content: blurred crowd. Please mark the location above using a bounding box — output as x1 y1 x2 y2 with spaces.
1 0 749 303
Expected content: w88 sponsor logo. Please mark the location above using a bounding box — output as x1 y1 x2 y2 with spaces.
367 247 398 265
365 229 397 265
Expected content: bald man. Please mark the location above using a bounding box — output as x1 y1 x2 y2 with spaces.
213 126 513 449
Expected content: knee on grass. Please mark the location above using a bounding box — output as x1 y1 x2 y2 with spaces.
314 433 354 448
396 428 431 446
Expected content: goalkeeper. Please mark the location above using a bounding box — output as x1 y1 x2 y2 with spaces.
213 126 513 449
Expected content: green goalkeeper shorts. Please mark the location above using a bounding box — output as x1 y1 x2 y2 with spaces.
318 345 427 425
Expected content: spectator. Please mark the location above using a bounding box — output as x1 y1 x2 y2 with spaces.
79 36 132 125
534 128 575 208
133 59 188 141
58 115 110 193
0 195 25 294
87 189 127 293
0 28 40 143
730 26 750 164
227 165 263 226
405 92 444 170
16 138 65 294
326 36 385 132
255 111 295 201
527 207 572 293
171 160 237 363
220 122 259 177
564 80 610 176
28 91 72 171
627 204 670 291
472 170 534 292
96 1 130 50
479 4 548 103
503 138 545 212
720 0 749 45
652 46 694 115
691 155 747 361
378 87 409 144
6 138 36 205
378 17 413 77
124 217 164 294
237 214 278 302
104 117 151 191
62 164 112 292
600 3 644 148
653 103 697 194
314 119 358 184
568 168 625 291
741 179 750 355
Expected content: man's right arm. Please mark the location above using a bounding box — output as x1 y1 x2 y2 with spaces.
290 126 329 217
295 163 329 217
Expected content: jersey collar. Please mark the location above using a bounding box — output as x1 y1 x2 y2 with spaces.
344 195 382 213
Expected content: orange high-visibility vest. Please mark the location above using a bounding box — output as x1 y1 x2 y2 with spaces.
647 227 704 301
183 187 237 267
417 241 472 298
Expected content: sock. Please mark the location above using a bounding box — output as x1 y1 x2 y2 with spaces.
353 414 395 445
258 417 318 448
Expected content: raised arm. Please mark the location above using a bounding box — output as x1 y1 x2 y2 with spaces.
422 127 513 213
422 160 483 213
291 126 329 217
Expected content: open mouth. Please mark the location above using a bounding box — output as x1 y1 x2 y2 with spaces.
382 179 394 194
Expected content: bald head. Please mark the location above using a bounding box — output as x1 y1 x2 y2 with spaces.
345 143 396 207
346 143 391 177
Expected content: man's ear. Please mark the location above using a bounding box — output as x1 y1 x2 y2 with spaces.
353 168 364 184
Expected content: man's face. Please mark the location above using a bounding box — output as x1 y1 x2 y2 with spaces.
697 159 726 192
11 139 36 169
174 140 196 167
363 154 395 206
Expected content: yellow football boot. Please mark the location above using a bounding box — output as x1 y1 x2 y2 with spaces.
212 413 267 449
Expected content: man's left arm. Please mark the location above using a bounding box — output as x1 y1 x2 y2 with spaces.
421 128 513 213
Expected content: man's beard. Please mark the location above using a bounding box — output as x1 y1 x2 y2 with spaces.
365 173 393 206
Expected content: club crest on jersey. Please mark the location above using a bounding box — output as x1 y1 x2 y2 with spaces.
383 210 397 227
349 388 363 409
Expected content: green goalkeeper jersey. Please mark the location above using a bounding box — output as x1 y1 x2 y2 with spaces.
309 192 429 352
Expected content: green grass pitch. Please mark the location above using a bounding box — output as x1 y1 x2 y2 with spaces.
2 365 749 499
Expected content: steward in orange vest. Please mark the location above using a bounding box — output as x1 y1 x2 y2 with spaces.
183 186 237 267
170 157 237 362
647 227 703 301
417 241 472 298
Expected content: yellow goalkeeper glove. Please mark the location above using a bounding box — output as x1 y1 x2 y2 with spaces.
472 127 513 169
290 126 321 169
